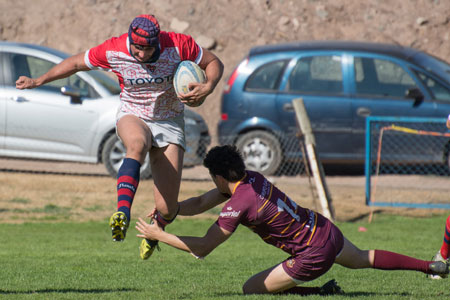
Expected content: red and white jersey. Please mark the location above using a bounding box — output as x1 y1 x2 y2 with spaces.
84 32 202 120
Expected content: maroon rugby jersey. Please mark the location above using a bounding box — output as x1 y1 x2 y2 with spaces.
216 171 332 255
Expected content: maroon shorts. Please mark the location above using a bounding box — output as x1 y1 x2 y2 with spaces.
282 222 344 282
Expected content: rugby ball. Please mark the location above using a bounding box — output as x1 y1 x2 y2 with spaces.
173 61 206 107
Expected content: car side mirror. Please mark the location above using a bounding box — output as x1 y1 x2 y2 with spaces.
61 86 82 105
405 87 424 108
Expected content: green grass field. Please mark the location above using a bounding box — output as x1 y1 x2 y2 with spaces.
1 214 449 300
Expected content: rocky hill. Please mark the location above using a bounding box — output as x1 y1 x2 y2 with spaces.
1 0 449 139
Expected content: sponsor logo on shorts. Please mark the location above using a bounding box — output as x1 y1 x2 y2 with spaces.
286 258 295 268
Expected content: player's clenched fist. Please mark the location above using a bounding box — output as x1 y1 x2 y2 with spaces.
16 76 37 89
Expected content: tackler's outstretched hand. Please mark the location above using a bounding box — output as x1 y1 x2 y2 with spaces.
145 207 158 219
136 217 164 241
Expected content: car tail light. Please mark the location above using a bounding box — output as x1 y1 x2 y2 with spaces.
223 58 248 94
221 113 228 121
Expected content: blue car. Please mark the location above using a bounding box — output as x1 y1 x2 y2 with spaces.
218 41 450 175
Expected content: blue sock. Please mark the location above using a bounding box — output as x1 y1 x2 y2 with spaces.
117 158 141 221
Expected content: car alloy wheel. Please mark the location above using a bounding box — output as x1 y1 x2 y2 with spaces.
102 134 152 179
235 130 282 176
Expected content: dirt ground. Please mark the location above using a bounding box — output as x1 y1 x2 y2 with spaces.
1 158 448 224
1 0 449 139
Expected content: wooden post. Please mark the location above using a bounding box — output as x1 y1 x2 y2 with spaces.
292 98 335 222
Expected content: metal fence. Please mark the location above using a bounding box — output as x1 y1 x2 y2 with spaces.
218 130 307 177
365 116 450 209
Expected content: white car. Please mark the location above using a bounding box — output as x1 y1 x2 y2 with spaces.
0 41 210 178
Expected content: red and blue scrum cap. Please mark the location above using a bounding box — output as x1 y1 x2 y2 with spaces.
128 14 160 46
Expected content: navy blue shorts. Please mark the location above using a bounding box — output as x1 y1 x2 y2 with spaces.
282 222 344 283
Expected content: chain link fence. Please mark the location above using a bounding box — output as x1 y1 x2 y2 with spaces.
365 116 450 209
218 130 307 177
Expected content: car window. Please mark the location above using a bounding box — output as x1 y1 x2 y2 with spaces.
88 69 122 95
354 57 416 97
416 71 450 102
10 53 99 98
286 55 343 93
245 60 287 91
413 52 450 84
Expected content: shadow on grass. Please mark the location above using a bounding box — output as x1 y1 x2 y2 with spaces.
170 291 412 298
0 288 137 295
342 291 414 298
174 292 242 299
345 209 384 223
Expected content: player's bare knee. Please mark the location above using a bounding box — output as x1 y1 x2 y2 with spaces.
126 139 149 159
336 244 371 269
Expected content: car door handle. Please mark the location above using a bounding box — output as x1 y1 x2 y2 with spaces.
356 107 371 117
12 96 29 103
283 103 294 112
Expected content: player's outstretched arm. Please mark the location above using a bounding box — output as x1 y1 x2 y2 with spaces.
178 188 229 216
136 219 232 258
16 52 90 89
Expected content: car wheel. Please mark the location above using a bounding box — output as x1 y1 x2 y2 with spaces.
102 134 152 179
235 130 282 176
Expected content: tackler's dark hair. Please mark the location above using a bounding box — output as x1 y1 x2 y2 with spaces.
203 145 246 182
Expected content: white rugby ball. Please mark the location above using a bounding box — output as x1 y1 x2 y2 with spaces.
173 60 206 107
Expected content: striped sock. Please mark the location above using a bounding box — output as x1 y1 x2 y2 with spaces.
117 158 141 222
440 215 450 260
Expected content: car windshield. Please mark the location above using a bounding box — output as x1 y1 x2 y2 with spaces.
88 70 122 95
413 52 450 84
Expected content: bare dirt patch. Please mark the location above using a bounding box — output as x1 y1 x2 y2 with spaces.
1 161 448 224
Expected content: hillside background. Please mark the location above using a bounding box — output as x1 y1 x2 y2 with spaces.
1 0 449 140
